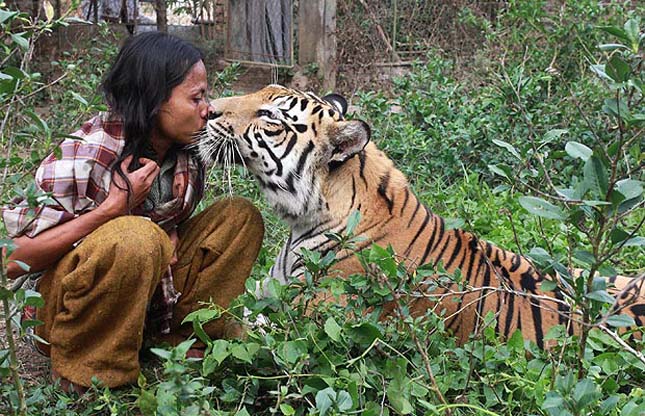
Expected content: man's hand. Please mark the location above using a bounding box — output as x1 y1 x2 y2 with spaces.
101 155 160 216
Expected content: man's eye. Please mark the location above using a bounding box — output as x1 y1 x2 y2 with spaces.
257 109 274 118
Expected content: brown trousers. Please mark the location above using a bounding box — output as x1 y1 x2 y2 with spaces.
36 197 264 387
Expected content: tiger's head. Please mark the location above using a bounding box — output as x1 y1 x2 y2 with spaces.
198 85 371 227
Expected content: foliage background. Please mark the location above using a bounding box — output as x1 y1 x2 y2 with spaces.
1 0 644 415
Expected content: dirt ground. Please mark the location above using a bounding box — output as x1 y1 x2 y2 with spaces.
0 318 51 388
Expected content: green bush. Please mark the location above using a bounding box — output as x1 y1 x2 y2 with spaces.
1 1 643 415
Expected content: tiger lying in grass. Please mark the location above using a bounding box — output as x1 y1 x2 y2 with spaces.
197 85 644 348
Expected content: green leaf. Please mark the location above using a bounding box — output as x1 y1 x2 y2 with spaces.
610 228 630 244
70 92 89 106
231 343 257 364
324 317 342 342
586 290 615 304
605 56 630 82
43 0 54 21
542 129 568 144
24 290 44 307
573 250 595 266
0 286 13 301
337 390 353 411
600 396 621 414
181 308 221 325
508 330 524 351
603 98 630 119
345 210 361 235
527 247 554 266
565 141 592 161
615 179 643 201
519 196 566 220
150 347 172 360
9 259 30 272
623 236 645 247
368 244 397 277
192 320 211 345
598 26 628 42
0 9 19 24
10 33 29 51
598 43 629 51
136 388 157 415
174 338 195 358
279 404 295 416
235 407 251 416
583 156 608 198
545 325 566 341
492 139 521 159
387 380 414 415
278 340 308 364
315 388 335 416
606 314 636 328
348 322 382 345
598 264 617 278
590 64 612 81
623 18 640 45
2 66 25 80
582 200 611 207
488 164 511 180
573 379 600 410
24 110 49 134
540 280 557 292
210 339 230 365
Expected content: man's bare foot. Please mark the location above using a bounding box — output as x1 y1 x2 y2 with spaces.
51 369 89 395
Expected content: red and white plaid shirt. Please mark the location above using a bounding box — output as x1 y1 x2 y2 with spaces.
2 113 205 334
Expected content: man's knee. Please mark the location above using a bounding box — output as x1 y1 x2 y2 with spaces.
206 197 265 237
85 216 172 263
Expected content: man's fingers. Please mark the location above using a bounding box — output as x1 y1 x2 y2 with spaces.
138 158 161 179
120 155 134 171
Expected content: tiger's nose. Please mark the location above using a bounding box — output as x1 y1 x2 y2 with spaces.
208 111 222 120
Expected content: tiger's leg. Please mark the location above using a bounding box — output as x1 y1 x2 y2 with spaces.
159 197 264 344
36 216 173 388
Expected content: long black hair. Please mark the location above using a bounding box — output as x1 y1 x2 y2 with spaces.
101 31 204 201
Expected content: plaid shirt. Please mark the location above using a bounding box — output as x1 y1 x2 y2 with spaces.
2 113 205 334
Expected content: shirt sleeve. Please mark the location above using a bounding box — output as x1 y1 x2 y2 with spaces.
1 122 119 238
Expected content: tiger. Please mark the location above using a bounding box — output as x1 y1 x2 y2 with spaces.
197 84 644 348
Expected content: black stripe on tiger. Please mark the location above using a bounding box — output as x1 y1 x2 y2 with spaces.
432 234 453 269
280 133 298 159
421 216 445 265
444 230 463 271
404 206 430 257
378 173 394 214
406 198 421 228
257 138 283 177
358 151 367 184
400 188 410 216
296 141 315 177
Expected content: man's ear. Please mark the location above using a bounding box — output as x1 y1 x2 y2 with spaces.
329 120 371 165
322 93 348 116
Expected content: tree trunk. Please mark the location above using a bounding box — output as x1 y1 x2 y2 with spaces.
155 0 167 32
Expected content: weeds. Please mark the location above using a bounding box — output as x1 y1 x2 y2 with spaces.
1 1 644 415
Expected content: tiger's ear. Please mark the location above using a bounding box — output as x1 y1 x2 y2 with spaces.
322 93 348 116
329 120 371 166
